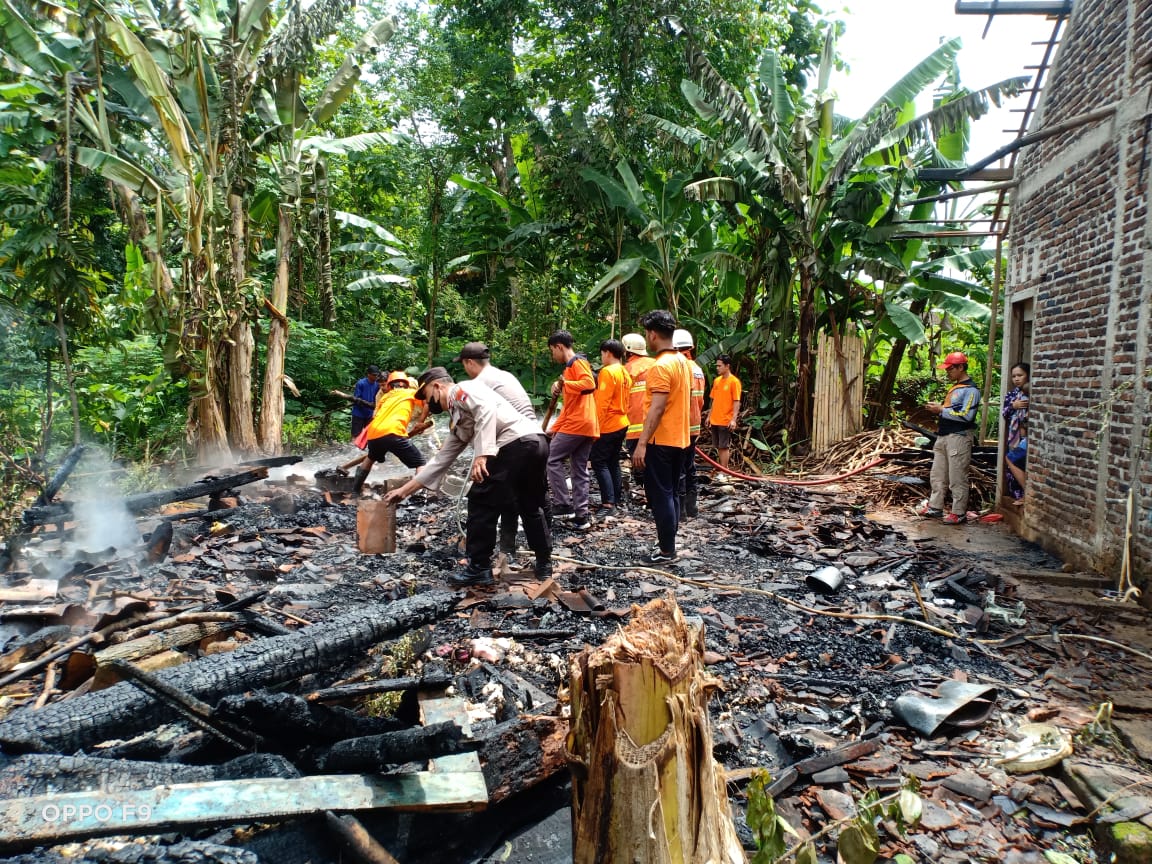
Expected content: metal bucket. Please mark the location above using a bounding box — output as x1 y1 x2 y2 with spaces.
441 474 471 500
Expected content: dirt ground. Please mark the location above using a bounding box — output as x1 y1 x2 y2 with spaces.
0 443 1149 864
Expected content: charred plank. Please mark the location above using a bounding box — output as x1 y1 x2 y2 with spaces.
0 592 457 754
0 752 298 797
21 468 270 527
213 691 403 748
309 721 477 772
305 671 453 703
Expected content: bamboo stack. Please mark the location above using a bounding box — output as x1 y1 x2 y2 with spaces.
812 331 865 454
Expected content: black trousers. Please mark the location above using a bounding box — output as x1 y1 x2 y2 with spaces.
591 427 627 505
644 443 687 555
467 434 551 571
681 435 699 495
366 435 426 468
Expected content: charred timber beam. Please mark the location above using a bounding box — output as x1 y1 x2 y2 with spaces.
238 455 303 468
0 592 458 754
477 716 568 803
306 671 453 703
21 468 270 527
34 445 87 506
110 659 257 752
309 721 477 772
0 625 72 674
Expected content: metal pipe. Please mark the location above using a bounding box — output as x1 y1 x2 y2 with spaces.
955 1 1073 14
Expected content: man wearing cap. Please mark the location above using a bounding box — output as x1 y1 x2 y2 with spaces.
456 341 537 564
917 351 982 524
632 310 692 564
546 330 599 530
352 372 429 494
673 329 706 518
349 365 381 439
622 332 656 494
383 368 552 586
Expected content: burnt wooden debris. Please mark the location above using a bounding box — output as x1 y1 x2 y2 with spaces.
1 439 1151 863
0 593 457 754
20 467 271 527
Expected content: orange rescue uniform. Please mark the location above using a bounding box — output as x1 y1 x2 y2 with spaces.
709 373 742 427
365 389 422 440
688 359 705 436
624 354 656 440
595 363 632 435
552 355 599 438
642 350 692 449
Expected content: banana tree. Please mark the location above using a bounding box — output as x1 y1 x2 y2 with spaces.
0 3 113 447
71 0 396 456
580 161 714 322
250 12 397 452
654 23 1026 441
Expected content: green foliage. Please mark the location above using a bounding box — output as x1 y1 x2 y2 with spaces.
72 336 186 460
745 770 922 863
0 0 1016 464
282 409 331 451
746 771 803 862
284 321 355 406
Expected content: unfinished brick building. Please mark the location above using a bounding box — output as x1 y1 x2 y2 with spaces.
1004 0 1151 585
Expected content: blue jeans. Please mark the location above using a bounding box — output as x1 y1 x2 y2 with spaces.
644 444 687 554
590 427 627 505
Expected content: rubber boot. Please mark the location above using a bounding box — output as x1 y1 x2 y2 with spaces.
534 553 553 582
351 466 370 494
685 489 699 518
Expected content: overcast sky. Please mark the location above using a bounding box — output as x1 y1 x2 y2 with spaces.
832 0 1059 163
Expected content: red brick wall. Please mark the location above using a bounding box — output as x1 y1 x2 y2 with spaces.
1007 0 1152 585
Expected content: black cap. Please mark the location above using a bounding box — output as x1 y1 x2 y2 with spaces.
366 365 381 375
414 366 453 400
454 342 490 362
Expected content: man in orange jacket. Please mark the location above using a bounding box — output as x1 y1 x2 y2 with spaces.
632 310 692 564
623 332 656 494
673 329 706 517
590 339 632 514
546 330 599 530
709 354 742 471
353 371 428 493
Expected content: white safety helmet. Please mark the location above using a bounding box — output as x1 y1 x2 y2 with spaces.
672 328 694 350
621 333 647 355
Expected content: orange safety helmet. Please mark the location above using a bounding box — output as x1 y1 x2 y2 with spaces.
939 351 969 369
387 370 410 387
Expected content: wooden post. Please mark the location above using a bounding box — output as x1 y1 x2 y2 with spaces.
979 233 1004 445
357 500 396 554
568 596 743 864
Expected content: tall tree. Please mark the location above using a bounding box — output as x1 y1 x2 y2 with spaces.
656 25 1025 441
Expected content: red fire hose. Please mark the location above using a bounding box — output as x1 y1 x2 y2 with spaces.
694 446 886 487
